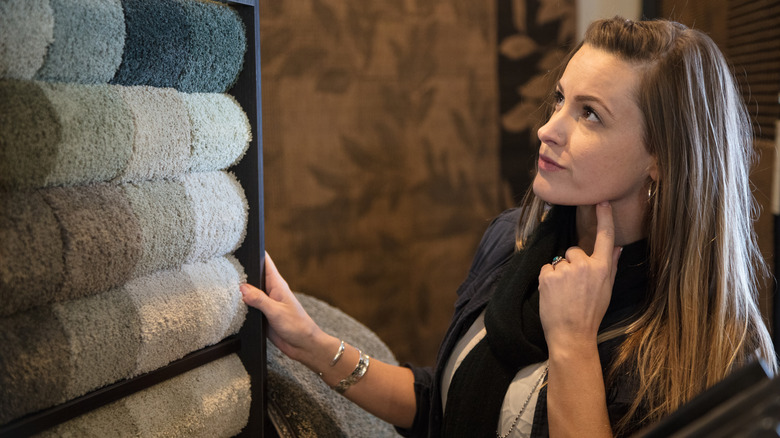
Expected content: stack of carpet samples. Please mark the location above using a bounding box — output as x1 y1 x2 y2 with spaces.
1 0 252 435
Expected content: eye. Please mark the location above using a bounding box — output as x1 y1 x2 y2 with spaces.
582 105 601 123
552 90 564 109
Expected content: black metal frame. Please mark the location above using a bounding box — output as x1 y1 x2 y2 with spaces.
0 1 267 436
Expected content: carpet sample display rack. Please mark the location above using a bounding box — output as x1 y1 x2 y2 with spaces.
0 0 267 436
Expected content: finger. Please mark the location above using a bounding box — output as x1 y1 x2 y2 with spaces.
265 251 283 281
564 246 586 262
592 201 616 262
264 252 290 298
240 283 270 310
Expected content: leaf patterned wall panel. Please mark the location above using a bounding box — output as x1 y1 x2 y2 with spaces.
260 0 501 364
497 0 575 202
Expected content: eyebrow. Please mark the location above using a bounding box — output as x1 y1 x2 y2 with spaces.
557 82 616 120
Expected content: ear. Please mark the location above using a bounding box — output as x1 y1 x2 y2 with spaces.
647 156 659 182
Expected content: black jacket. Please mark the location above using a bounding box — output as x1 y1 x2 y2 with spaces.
397 208 647 437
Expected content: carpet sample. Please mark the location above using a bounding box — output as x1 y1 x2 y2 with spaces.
0 257 248 425
1 80 249 189
182 255 247 347
0 79 133 189
1 175 247 316
0 0 54 79
127 256 247 376
111 0 188 88
123 179 196 277
177 0 246 93
184 171 248 263
35 0 125 84
42 184 143 302
37 354 251 438
183 92 251 173
115 85 191 183
0 191 64 317
38 82 134 186
53 288 142 403
0 80 61 188
266 293 400 437
0 307 71 425
113 0 245 93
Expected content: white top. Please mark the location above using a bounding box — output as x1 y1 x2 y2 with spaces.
441 310 547 438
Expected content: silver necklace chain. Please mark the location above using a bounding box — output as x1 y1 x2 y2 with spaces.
496 365 549 438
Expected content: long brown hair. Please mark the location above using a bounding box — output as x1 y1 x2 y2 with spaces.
517 17 778 431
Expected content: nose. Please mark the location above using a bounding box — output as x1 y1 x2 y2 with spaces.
537 110 566 147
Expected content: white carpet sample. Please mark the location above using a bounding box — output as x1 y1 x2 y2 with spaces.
183 92 251 173
184 171 248 263
36 354 251 438
115 85 191 183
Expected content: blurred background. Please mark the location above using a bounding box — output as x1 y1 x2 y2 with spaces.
258 0 779 366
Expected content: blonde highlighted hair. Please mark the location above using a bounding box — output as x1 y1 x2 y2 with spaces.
517 17 778 432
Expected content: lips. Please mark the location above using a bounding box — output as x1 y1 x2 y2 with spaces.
538 154 564 172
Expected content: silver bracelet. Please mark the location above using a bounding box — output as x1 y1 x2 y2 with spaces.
333 350 370 394
330 340 346 367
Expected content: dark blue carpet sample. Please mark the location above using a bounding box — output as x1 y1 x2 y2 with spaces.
112 0 245 92
112 0 189 88
178 0 246 93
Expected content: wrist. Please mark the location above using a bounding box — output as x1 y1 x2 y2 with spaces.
547 334 599 363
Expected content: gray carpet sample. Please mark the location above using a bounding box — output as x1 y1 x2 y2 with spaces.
42 184 143 301
0 257 248 425
0 79 61 189
0 80 133 189
38 82 134 186
184 171 248 263
0 190 64 317
267 293 401 437
0 307 71 425
0 0 54 79
123 179 196 277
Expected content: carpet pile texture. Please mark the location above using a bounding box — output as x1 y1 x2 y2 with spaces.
267 293 400 437
0 256 247 424
0 80 250 189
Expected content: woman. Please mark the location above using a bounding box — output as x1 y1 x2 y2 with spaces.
240 17 778 437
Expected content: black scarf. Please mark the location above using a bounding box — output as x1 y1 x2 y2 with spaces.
441 206 649 437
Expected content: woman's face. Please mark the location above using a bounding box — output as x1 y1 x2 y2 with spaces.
533 44 656 208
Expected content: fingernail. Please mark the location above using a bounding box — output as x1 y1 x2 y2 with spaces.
598 201 609 207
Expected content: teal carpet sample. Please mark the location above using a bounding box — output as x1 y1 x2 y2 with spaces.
35 0 125 84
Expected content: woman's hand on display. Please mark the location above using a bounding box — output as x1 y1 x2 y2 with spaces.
538 202 622 351
240 253 324 363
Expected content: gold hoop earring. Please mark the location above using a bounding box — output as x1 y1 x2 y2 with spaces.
647 181 657 200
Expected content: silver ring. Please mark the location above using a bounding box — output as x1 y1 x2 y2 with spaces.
551 256 565 268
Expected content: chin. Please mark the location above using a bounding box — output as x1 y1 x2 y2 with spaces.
532 181 588 207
